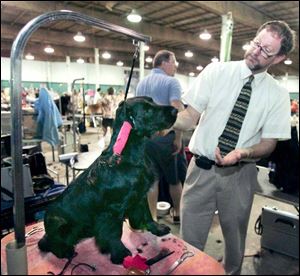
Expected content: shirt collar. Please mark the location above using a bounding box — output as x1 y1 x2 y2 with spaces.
152 68 167 75
241 60 267 86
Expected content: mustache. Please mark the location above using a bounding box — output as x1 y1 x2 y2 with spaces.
244 52 258 61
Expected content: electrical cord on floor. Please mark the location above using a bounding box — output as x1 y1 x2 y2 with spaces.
70 263 96 275
47 252 78 275
254 215 263 235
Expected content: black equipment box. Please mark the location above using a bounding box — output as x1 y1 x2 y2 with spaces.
261 206 299 259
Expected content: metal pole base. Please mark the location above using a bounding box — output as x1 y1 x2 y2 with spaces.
6 240 28 275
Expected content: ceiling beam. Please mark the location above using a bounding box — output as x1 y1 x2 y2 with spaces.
1 1 225 53
193 1 273 27
1 23 215 66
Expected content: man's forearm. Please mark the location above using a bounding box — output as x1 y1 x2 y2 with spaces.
173 106 200 131
241 138 277 160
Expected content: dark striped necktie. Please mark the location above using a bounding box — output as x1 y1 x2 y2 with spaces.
218 75 254 157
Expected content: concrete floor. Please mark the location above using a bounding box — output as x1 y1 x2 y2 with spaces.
158 195 299 275
41 126 299 275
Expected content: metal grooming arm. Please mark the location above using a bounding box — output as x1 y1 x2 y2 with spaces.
71 78 84 151
9 10 151 274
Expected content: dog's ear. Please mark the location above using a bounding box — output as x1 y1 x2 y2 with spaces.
114 101 133 127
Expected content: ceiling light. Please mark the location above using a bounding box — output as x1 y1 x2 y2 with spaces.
143 45 149 51
76 57 84 64
199 29 211 40
102 51 111 59
25 53 34 60
127 9 142 23
189 72 195 77
145 56 153 63
284 58 292 65
185 50 193 58
242 43 251 51
116 61 124 66
196 65 203 71
44 45 54 54
73 32 86 42
211 56 219 63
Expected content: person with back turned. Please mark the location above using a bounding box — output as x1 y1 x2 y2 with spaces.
136 50 187 224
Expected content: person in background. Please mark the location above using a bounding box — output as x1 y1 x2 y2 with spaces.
34 88 40 99
291 99 299 115
100 87 118 137
117 89 125 104
1 89 10 110
136 50 187 224
21 87 28 107
172 21 296 274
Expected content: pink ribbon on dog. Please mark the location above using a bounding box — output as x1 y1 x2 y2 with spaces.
113 121 132 156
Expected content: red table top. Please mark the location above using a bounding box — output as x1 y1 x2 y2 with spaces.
1 221 225 275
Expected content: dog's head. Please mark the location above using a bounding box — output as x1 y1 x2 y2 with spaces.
114 96 177 137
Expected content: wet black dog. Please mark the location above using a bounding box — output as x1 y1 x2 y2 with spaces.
38 96 177 264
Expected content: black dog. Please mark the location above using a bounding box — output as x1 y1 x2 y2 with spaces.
38 96 177 264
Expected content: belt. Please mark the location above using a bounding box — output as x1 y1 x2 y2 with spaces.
194 155 242 170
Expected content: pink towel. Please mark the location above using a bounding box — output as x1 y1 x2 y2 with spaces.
113 121 132 156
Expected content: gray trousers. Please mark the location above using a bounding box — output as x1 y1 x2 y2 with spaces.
180 157 258 275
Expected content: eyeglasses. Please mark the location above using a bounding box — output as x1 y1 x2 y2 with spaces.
250 40 278 59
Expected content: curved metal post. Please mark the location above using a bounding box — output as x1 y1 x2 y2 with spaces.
71 78 84 151
10 10 151 249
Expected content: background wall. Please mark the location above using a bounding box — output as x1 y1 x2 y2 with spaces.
276 76 299 100
1 57 191 95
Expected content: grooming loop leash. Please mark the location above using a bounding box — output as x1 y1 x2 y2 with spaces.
124 40 140 102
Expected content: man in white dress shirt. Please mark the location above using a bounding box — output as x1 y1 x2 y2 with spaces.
172 21 296 275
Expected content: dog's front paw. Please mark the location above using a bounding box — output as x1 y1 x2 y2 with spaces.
110 243 132 264
147 221 171 236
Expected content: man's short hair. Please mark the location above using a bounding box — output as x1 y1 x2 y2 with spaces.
107 87 114 95
256 20 296 55
153 50 175 68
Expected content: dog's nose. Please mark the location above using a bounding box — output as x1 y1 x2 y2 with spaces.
171 108 178 116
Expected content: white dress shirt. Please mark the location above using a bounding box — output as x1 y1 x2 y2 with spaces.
183 60 291 160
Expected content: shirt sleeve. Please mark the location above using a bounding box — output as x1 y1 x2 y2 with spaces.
168 78 182 102
182 62 217 113
261 86 291 140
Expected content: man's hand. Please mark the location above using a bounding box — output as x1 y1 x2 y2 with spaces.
173 133 182 155
215 147 248 166
215 138 277 166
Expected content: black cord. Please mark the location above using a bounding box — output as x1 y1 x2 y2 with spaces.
70 263 96 275
47 252 78 275
294 205 299 214
254 215 263 235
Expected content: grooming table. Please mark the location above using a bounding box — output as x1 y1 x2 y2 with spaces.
72 151 101 171
1 222 225 275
